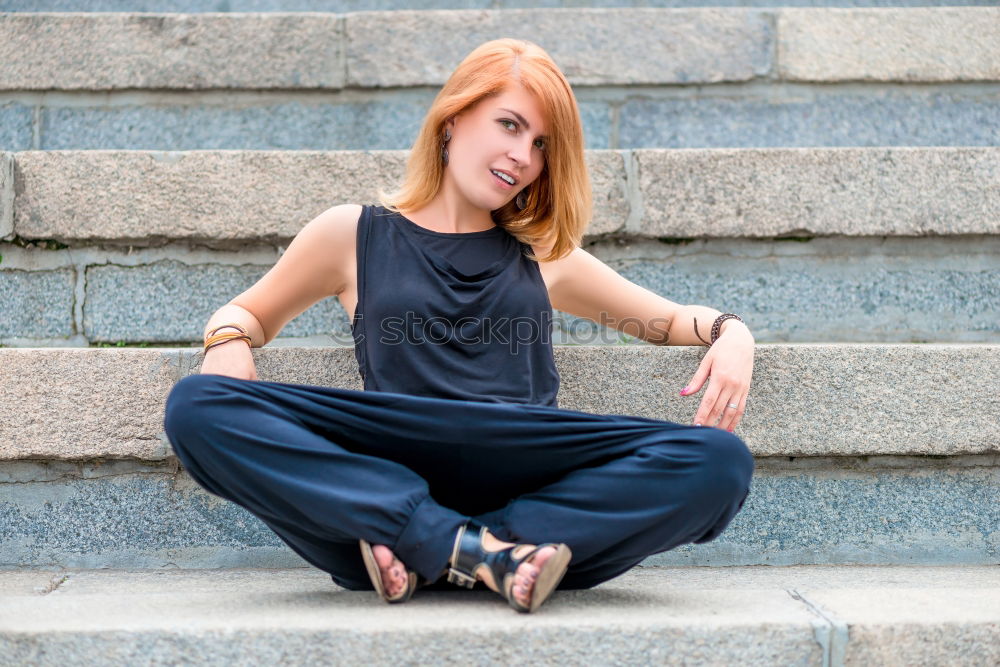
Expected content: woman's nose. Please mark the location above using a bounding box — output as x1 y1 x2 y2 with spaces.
508 139 533 168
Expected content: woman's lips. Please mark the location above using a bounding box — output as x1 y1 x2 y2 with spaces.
490 169 514 190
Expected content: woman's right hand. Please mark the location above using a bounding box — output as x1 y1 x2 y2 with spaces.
199 340 258 381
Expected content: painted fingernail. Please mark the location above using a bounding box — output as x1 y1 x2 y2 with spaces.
679 386 689 395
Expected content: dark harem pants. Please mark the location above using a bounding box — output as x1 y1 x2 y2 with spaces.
164 374 755 591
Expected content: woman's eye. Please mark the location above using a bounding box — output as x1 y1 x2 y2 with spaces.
500 119 545 150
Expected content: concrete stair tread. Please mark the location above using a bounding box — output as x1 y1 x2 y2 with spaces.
6 148 1000 243
2 566 998 664
2 9 997 90
2 345 998 460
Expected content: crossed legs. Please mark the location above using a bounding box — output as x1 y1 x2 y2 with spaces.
164 374 754 606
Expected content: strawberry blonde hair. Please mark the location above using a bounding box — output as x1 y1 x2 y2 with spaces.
378 38 591 262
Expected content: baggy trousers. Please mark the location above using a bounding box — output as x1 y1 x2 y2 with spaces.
164 373 755 591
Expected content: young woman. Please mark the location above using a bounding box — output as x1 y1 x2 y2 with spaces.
164 38 756 614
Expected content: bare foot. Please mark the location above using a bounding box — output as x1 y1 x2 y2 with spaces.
480 530 556 609
371 544 409 598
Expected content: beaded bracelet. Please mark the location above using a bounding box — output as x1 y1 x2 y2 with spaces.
693 313 744 346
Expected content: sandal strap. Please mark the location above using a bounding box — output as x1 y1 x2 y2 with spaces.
446 521 544 590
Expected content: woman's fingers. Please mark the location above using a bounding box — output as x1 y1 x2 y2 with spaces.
718 390 747 432
694 378 747 431
693 377 722 426
702 386 737 429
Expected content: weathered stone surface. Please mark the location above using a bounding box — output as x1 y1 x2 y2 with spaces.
636 147 1000 237
0 349 181 461
0 268 76 339
12 150 627 243
805 588 1000 665
0 105 33 154
2 0 997 10
581 150 628 235
618 90 1000 149
0 13 343 90
3 458 997 569
39 98 612 151
13 150 409 244
601 236 1000 343
1 345 997 460
779 8 1000 82
346 9 772 87
84 261 346 342
1 566 996 666
0 152 12 238
0 571 821 666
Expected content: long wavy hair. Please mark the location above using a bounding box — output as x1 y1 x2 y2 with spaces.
379 38 591 263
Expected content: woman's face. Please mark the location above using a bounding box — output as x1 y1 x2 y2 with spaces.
445 84 548 212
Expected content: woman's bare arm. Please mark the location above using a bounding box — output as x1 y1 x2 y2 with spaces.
200 203 361 380
538 246 752 345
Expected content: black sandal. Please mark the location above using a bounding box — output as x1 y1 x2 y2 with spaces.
446 521 572 613
359 539 422 603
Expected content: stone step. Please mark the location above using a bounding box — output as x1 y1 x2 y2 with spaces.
2 346 995 461
0 346 997 570
3 453 997 570
4 0 996 11
6 148 998 243
2 9 997 90
2 9 998 151
1 566 997 666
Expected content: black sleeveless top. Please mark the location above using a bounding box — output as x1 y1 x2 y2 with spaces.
351 204 560 407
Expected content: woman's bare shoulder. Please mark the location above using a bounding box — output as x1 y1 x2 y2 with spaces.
307 203 363 242
303 202 361 265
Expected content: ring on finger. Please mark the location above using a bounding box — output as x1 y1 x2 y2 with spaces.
726 403 738 410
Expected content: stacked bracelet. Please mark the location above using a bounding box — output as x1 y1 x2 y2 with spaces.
204 324 252 353
693 313 744 346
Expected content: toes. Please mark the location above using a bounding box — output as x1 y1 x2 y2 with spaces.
371 544 408 595
372 544 395 569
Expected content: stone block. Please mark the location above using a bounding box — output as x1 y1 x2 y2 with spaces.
0 567 821 665
346 9 772 87
656 462 1000 566
84 261 347 342
0 268 75 339
0 349 180 461
40 99 430 151
605 239 1000 342
636 147 1000 237
13 150 409 244
39 97 610 151
779 8 1000 82
0 103 34 153
0 152 12 238
2 0 996 10
618 91 1000 149
805 588 1000 665
3 458 998 569
1 345 996 461
13 150 631 244
0 13 344 90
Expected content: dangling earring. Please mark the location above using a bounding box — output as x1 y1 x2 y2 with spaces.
515 188 528 211
441 127 451 165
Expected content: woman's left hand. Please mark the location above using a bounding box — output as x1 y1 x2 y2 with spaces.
679 325 755 432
